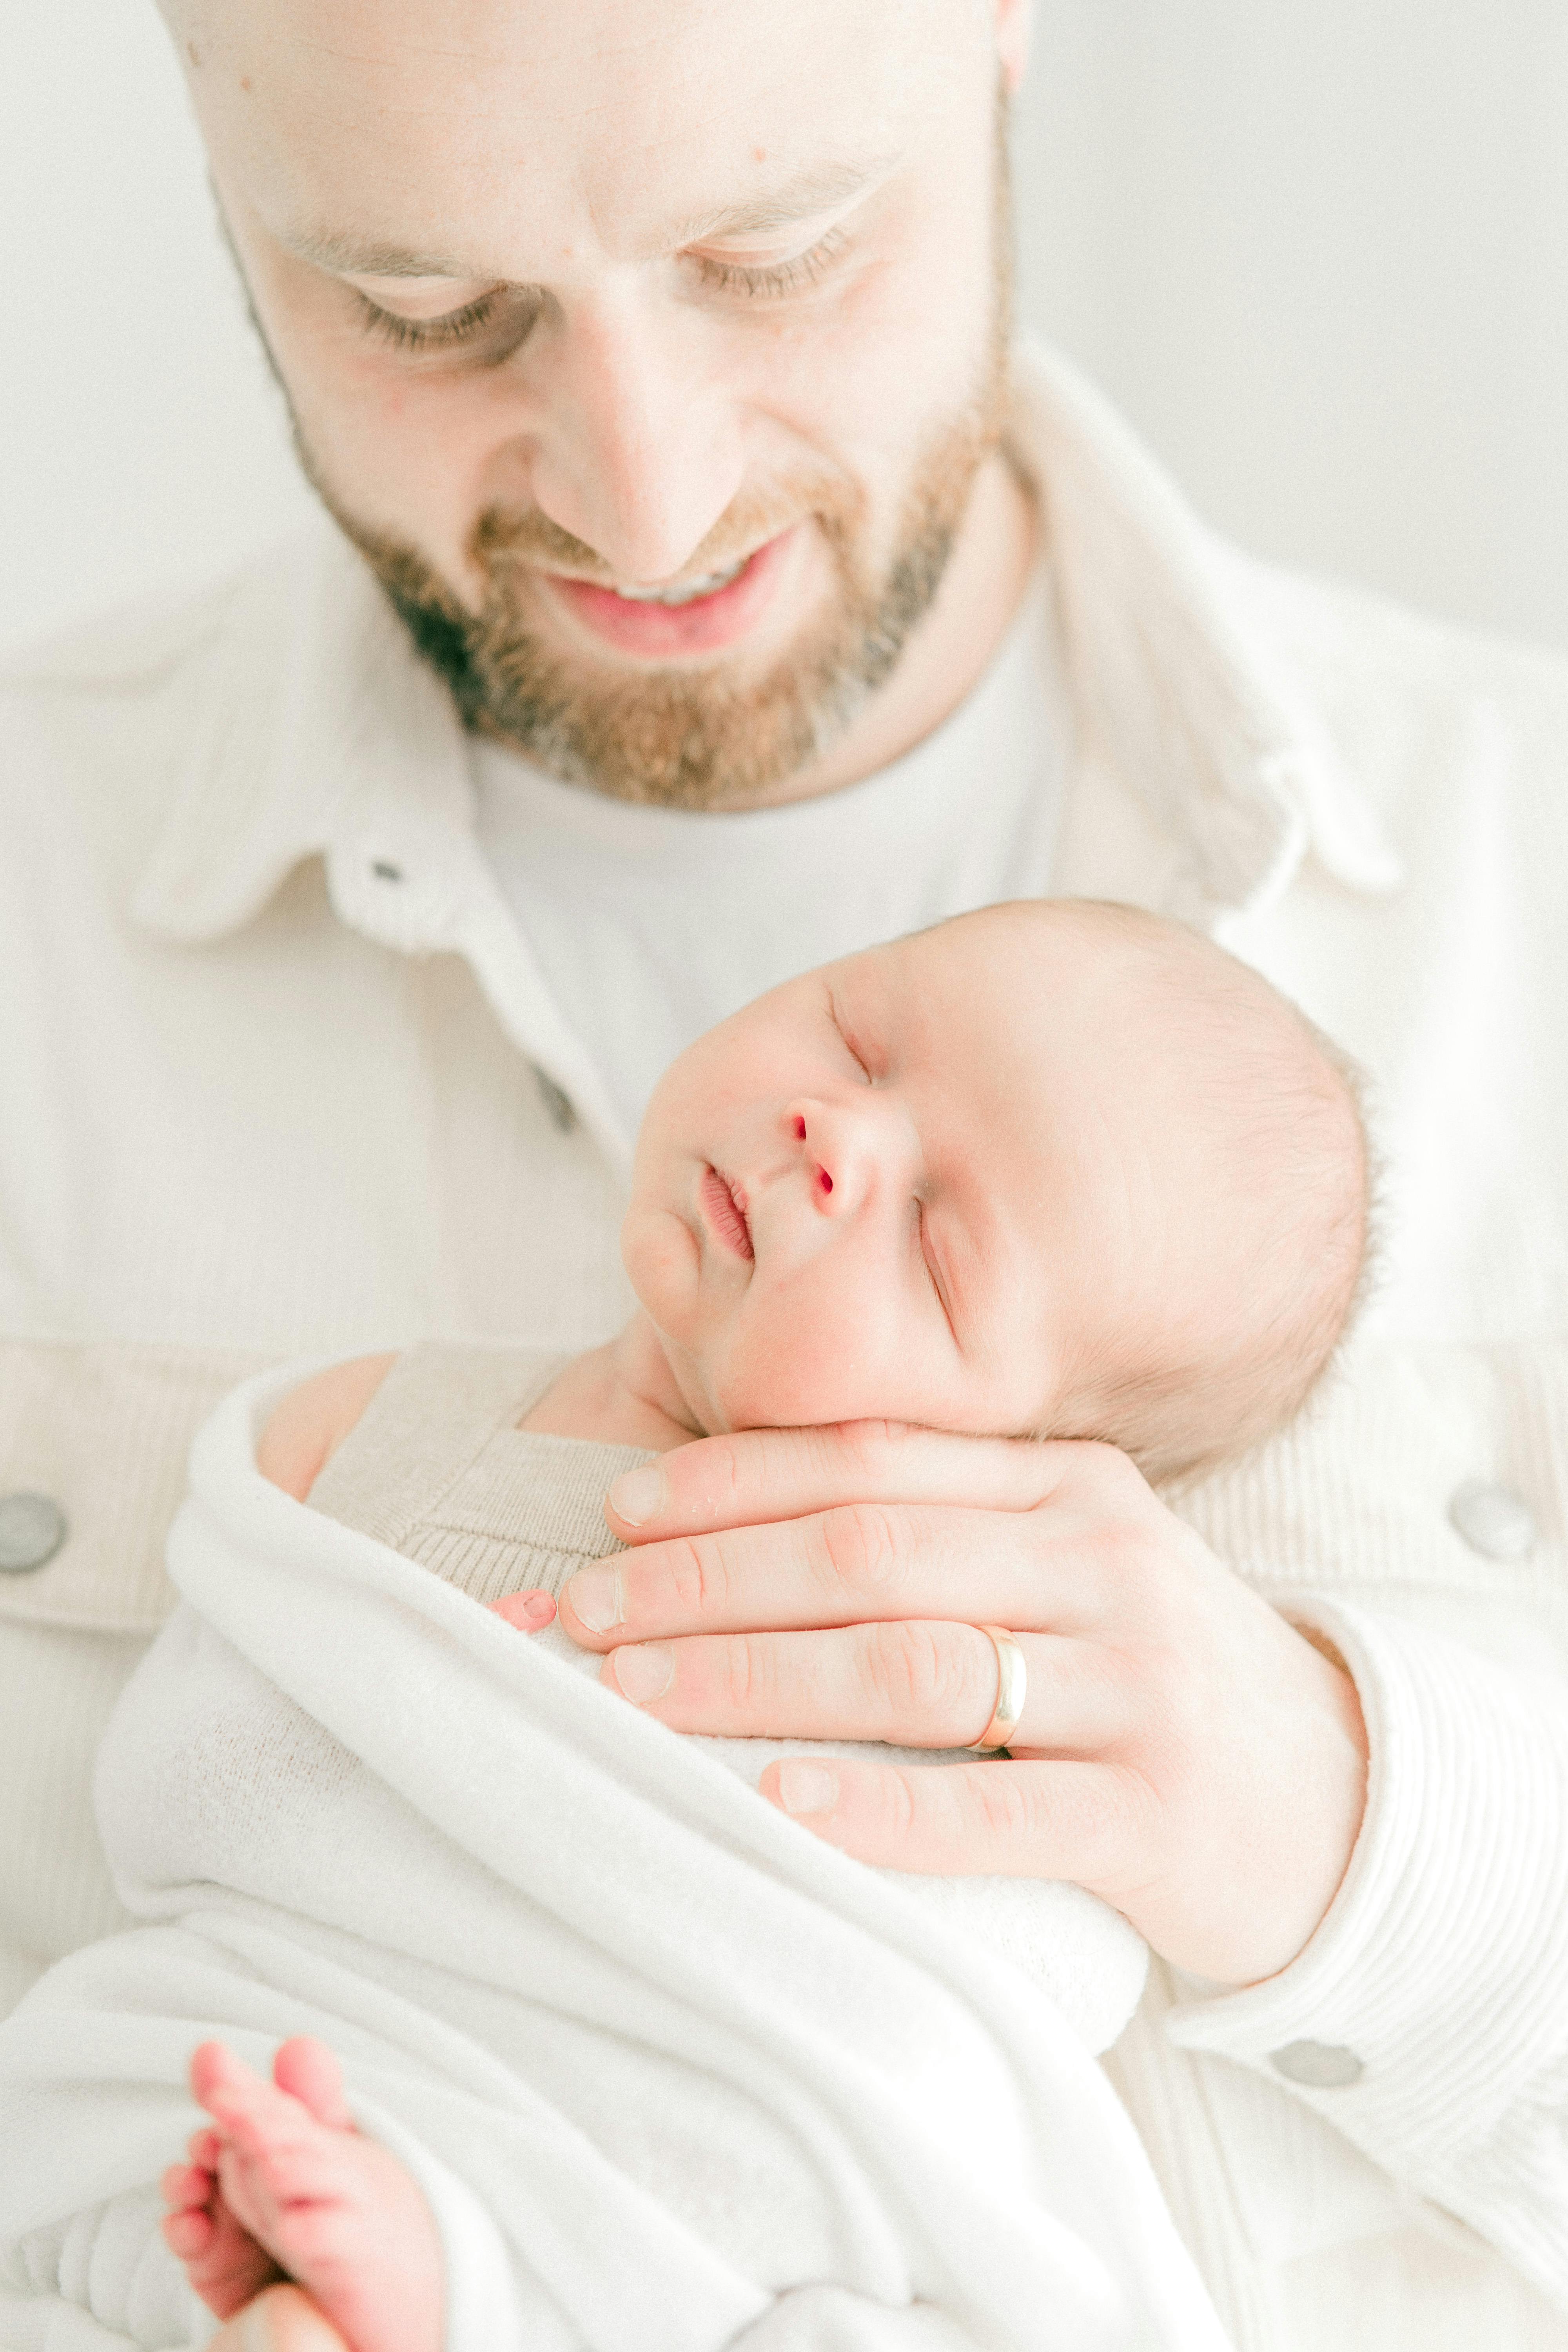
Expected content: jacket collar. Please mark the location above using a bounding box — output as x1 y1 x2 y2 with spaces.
1009 347 1401 920
131 337 1400 988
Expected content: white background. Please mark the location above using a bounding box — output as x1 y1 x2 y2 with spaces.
5 1 1566 656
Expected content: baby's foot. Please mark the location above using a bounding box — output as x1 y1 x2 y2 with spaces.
161 2039 356 2318
163 2114 283 2319
162 2037 443 2352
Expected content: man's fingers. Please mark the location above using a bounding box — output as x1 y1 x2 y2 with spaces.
756 1753 1139 1884
604 1421 1124 1544
207 2286 353 2352
561 1502 1105 1650
597 1624 1125 1752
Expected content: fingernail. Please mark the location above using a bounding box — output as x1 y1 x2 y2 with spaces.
608 1464 666 1526
518 1590 556 1627
775 1762 839 1817
567 1566 623 1632
612 1643 674 1703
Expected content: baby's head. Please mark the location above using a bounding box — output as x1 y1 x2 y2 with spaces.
623 900 1369 1480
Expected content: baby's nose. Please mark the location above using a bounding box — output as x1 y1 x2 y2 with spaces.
789 1101 885 1214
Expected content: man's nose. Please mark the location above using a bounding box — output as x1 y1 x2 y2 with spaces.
789 1098 916 1216
527 284 746 584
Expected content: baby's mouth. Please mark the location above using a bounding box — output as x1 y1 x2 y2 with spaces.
699 1165 754 1262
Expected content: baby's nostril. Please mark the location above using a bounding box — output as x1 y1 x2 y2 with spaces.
794 1116 806 1141
818 1169 833 1194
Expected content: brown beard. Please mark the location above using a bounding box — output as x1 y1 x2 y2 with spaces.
289 101 1014 809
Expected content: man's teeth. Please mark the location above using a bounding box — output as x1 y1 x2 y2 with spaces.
608 557 748 607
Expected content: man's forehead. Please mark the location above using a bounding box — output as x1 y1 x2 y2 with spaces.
181 0 980 277
280 157 903 283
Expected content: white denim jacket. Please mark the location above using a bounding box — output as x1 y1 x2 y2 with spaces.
0 343 1564 2352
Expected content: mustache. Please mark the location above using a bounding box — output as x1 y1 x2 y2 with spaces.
469 474 866 588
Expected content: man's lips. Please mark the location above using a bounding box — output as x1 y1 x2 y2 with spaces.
699 1165 754 1262
543 529 793 660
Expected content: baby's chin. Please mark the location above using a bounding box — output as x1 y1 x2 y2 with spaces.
690 1352 907 1439
643 1327 733 1441
646 1330 808 1440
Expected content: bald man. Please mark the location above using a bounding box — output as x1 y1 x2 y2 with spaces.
2 5 1566 2349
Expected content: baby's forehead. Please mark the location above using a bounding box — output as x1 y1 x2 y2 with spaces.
863 906 1313 1172
868 902 1187 1045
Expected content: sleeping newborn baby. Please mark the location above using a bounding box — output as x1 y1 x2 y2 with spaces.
160 897 1368 2352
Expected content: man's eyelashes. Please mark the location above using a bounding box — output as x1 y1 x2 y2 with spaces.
350 285 537 357
349 226 852 358
690 227 851 303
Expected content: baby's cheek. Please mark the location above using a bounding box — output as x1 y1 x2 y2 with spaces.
621 1206 698 1330
713 1293 907 1432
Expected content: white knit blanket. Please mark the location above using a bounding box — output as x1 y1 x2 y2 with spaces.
0 1372 1230 2352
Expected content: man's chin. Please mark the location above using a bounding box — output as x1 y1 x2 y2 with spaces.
323 426 984 808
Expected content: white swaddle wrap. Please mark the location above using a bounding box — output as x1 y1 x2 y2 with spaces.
0 1367 1228 2352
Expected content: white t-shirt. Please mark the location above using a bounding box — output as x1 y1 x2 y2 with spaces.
472 564 1068 1140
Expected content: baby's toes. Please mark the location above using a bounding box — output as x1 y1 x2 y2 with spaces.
216 2124 346 2239
162 2159 214 2216
162 2204 216 2263
180 2193 284 2321
199 2067 324 2180
272 2036 354 2131
161 2158 219 2262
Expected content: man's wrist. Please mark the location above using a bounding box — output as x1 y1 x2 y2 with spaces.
1164 1596 1568 2195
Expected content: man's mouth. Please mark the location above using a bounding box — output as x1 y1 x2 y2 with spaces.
543 530 794 660
604 556 750 607
699 1165 754 1262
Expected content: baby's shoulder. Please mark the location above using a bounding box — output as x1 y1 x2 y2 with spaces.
256 1354 399 1501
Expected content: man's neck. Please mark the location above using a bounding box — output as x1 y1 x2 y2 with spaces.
711 447 1039 812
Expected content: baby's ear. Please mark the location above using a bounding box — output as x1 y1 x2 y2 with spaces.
256 1353 398 1500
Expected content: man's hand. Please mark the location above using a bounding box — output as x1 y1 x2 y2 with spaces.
207 2286 350 2352
554 1426 1369 1987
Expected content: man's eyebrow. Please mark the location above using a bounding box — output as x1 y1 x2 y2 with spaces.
281 230 476 279
663 154 899 247
282 153 898 283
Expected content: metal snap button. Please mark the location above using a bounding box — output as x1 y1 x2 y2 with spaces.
1448 1480 1537 1563
1269 2040 1364 2088
0 1492 68 1574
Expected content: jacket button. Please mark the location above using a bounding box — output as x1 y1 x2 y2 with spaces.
1448 1480 1537 1563
1270 2040 1364 2087
0 1493 67 1574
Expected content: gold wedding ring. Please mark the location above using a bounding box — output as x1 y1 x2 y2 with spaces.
968 1624 1027 1753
